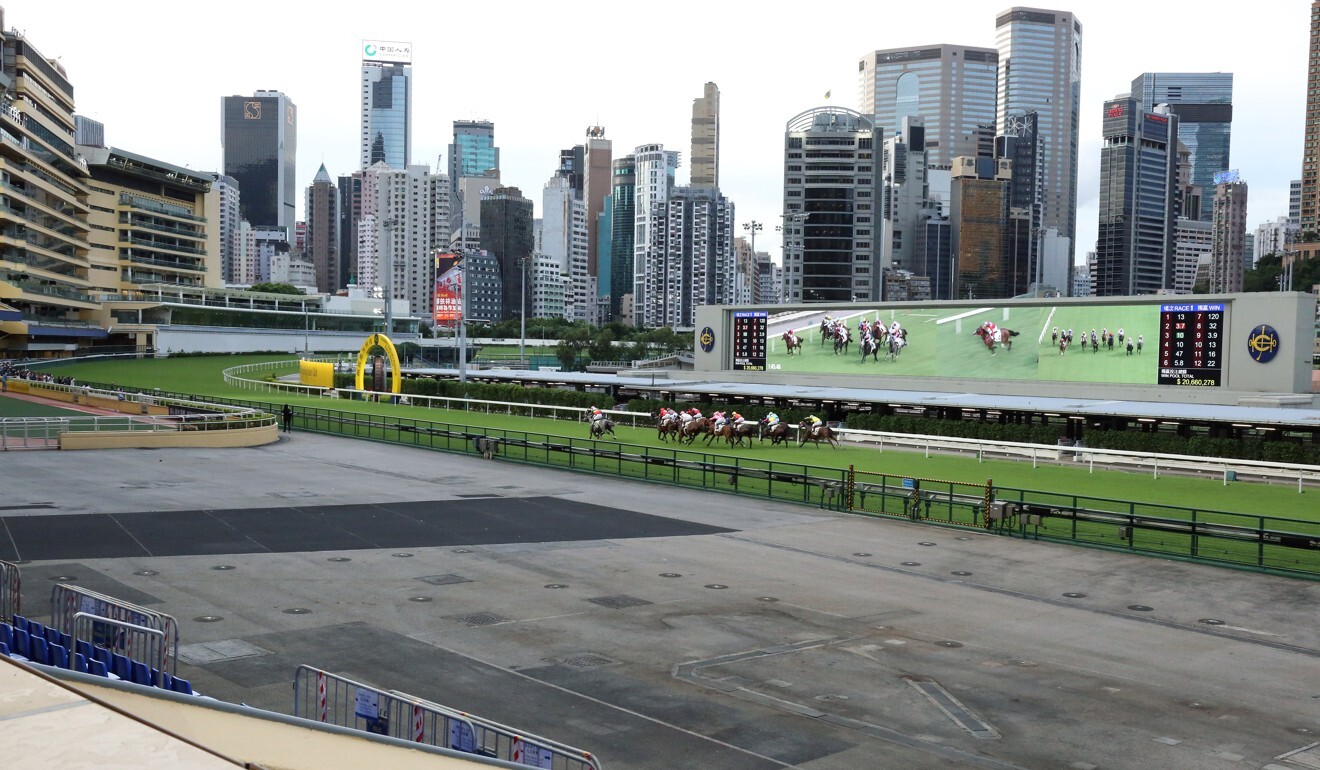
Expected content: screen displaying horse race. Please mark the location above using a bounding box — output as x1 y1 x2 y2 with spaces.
760 302 1213 385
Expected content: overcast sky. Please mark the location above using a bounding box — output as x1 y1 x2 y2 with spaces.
16 1 1308 267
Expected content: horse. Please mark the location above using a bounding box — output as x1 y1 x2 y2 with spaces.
888 333 907 361
833 325 852 356
678 416 708 445
656 413 681 443
782 330 803 356
797 420 839 449
760 419 789 446
707 420 756 448
860 334 880 363
819 318 834 347
588 416 616 440
973 326 1020 354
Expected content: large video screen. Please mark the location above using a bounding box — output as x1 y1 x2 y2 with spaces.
757 302 1226 386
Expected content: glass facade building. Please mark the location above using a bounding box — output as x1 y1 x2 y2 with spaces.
1131 73 1232 223
608 155 635 321
478 186 533 323
360 62 412 169
448 120 499 201
221 91 297 233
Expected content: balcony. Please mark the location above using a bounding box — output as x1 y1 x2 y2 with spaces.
119 194 205 222
123 252 206 273
120 234 206 256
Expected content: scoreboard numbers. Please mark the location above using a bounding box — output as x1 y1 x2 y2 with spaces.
732 311 768 371
1157 303 1224 386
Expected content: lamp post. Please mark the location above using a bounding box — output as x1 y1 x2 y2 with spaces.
519 255 529 369
382 216 398 336
777 212 809 302
458 258 468 384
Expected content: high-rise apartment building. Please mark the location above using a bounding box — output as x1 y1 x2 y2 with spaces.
1300 1 1320 235
541 174 588 321
582 127 612 318
305 164 340 293
1173 219 1213 294
859 44 998 168
691 83 720 187
360 163 448 321
995 8 1082 264
0 21 99 355
782 107 881 303
1209 179 1248 293
360 40 413 169
1131 73 1233 222
1255 216 1296 266
222 91 296 234
881 117 932 278
449 120 498 206
645 186 733 328
608 154 636 322
479 186 534 323
1094 99 1180 296
210 174 241 284
631 144 680 326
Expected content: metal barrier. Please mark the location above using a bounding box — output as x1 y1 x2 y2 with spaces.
293 665 602 769
0 559 19 621
72 612 167 683
0 417 67 449
848 470 992 528
50 583 178 674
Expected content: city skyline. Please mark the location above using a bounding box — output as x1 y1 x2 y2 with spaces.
23 1 1308 269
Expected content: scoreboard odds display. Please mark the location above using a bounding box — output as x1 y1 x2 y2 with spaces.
732 310 768 371
1157 303 1225 386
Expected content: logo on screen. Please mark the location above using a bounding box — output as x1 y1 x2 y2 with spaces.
1247 324 1280 363
699 326 715 353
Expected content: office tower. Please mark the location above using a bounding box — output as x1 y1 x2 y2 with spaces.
582 127 612 320
222 90 297 233
81 147 216 292
305 164 340 293
631 144 680 326
859 44 998 168
1209 179 1248 292
645 186 733 328
75 115 104 147
949 156 1015 299
921 218 955 299
691 82 720 187
209 174 241 284
338 172 363 286
1094 99 1180 296
234 220 258 285
479 186 534 323
0 23 97 356
733 237 756 305
608 154 636 321
782 107 881 303
996 8 1082 262
449 120 499 208
881 117 931 276
1301 2 1320 235
542 174 588 321
557 145 584 195
1131 73 1233 222
1173 220 1212 294
1290 179 1302 227
360 40 412 169
361 163 446 320
1071 262 1092 298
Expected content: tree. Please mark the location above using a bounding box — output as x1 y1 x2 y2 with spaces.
555 326 590 370
248 282 305 295
587 329 616 363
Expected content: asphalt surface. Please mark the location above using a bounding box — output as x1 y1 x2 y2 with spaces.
4 434 1319 769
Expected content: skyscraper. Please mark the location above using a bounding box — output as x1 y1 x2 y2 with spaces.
1209 178 1248 293
1302 1 1320 235
305 164 340 293
360 40 413 169
479 186 534 323
449 120 499 205
950 156 1015 299
859 44 999 168
631 144 680 327
1094 99 1180 296
1131 73 1233 222
691 82 720 187
608 154 636 322
222 90 297 233
995 8 1082 261
582 126 612 321
649 187 733 328
210 174 241 284
782 107 881 303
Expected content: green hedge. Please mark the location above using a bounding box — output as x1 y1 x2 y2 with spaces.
334 373 598 413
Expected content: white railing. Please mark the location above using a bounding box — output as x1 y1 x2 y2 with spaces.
221 358 344 397
835 427 1320 493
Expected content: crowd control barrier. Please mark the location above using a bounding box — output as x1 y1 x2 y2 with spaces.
50 583 178 675
0 559 19 621
293 665 602 769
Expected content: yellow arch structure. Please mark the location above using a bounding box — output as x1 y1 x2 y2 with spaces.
354 333 402 393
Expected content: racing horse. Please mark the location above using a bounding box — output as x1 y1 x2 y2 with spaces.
819 318 834 347
588 415 616 439
707 420 757 448
973 325 1020 354
832 324 853 356
797 420 839 448
888 331 907 361
859 333 880 363
656 413 681 443
678 416 708 445
782 330 803 356
760 419 790 446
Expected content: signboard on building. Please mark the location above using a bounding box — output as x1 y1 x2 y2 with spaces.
434 253 462 326
1213 169 1241 185
362 40 413 64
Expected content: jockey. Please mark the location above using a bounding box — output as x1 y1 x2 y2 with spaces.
589 405 603 421
1117 327 1126 342
712 410 727 430
889 320 902 338
731 411 746 427
806 414 823 429
764 411 780 428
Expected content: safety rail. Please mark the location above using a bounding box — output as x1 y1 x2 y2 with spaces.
221 358 340 396
293 665 602 769
72 612 167 685
50 583 178 675
0 560 19 621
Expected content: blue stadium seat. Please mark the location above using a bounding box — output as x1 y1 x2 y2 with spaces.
0 641 9 657
160 670 173 691
171 676 193 695
88 658 109 678
43 626 60 647
94 645 112 668
72 652 88 673
110 653 131 680
130 661 153 686
26 618 44 641
76 639 95 663
28 635 48 665
11 614 28 633
47 643 69 669
11 627 30 659
0 623 12 650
